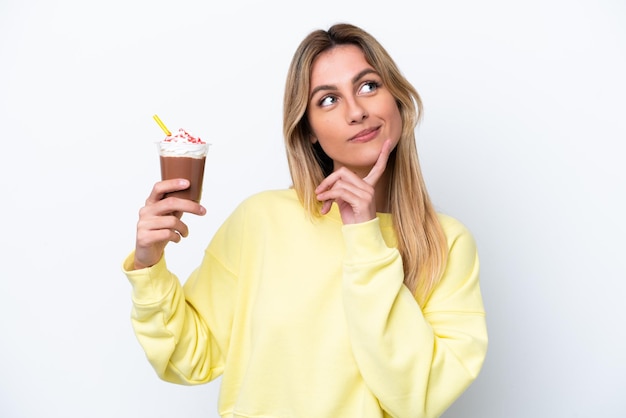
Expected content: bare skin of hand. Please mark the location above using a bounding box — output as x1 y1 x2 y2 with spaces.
315 139 393 224
133 179 206 270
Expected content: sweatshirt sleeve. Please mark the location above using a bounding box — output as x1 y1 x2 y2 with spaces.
122 213 240 385
341 216 488 418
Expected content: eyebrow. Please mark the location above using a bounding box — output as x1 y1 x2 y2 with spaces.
309 68 379 100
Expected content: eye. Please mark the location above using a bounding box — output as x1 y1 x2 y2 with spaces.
359 81 381 94
319 95 338 107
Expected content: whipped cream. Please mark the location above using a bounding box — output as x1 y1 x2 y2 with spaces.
158 128 208 158
163 128 205 144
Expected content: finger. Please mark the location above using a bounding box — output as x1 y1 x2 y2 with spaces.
315 166 362 195
363 138 393 186
146 179 190 204
139 195 206 219
316 177 372 204
136 227 183 249
315 172 339 195
138 215 190 238
157 196 206 217
320 199 333 215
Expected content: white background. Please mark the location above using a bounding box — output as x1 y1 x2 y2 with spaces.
1 0 624 417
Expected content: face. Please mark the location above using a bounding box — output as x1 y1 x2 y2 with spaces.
307 44 402 175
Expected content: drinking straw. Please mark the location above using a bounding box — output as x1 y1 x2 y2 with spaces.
153 114 171 136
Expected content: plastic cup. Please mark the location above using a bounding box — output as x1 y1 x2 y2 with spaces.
157 141 209 203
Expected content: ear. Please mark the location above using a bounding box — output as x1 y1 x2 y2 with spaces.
309 135 318 144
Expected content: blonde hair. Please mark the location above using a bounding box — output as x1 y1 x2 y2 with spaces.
283 23 448 305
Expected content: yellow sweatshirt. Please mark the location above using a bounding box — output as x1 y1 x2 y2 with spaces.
123 189 487 418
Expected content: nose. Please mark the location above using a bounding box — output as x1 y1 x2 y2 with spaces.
346 98 368 124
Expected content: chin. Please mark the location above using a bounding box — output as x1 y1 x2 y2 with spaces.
341 156 379 173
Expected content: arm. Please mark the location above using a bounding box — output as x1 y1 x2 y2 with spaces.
341 217 487 418
123 180 242 385
123 248 236 385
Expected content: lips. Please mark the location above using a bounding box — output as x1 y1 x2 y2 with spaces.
349 126 380 143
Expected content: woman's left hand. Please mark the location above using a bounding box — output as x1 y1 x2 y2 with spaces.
315 139 393 224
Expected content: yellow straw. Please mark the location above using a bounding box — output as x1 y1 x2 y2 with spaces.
153 114 171 136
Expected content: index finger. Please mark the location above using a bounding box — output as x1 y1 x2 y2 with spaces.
147 179 190 204
363 139 393 186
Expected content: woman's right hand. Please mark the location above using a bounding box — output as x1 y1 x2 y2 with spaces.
133 179 206 270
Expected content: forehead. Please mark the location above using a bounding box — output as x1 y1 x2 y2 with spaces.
310 44 372 86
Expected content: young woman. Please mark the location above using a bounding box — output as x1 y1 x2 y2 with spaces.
124 23 488 418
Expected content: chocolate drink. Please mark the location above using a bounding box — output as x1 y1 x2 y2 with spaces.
160 155 206 202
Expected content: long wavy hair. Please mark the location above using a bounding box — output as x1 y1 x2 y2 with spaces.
283 23 448 305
